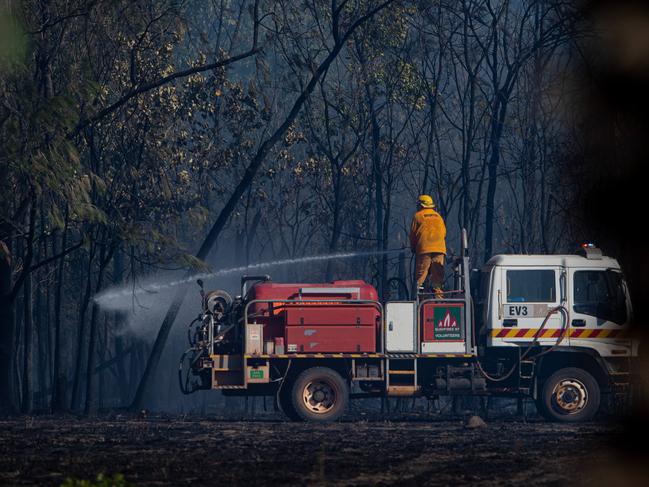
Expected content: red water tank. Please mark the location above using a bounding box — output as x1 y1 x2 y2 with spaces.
246 280 380 353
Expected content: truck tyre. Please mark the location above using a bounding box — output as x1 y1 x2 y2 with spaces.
537 367 600 422
278 381 301 421
291 367 349 422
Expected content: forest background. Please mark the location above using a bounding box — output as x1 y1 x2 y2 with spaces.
0 0 636 415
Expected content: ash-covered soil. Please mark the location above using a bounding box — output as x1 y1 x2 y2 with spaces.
0 412 626 486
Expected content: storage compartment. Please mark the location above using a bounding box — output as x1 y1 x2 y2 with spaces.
283 303 379 353
212 370 243 387
385 302 416 353
285 325 376 353
245 323 263 355
246 280 380 348
284 306 379 326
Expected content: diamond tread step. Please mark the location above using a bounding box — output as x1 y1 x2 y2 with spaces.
387 385 421 396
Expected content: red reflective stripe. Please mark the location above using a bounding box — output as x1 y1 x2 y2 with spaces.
496 327 626 339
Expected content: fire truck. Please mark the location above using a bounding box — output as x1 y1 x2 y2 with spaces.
179 230 636 422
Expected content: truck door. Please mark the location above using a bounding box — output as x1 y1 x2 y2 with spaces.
568 268 631 355
493 267 565 346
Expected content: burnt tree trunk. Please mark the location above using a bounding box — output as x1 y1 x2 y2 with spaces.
51 209 68 412
83 233 115 415
483 91 511 262
112 249 130 404
84 242 113 415
325 170 343 281
0 243 14 415
70 250 95 410
366 89 385 299
21 271 33 414
35 215 48 409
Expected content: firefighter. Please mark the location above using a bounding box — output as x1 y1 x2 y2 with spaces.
409 195 446 297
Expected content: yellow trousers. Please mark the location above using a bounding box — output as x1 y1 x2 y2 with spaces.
415 252 445 292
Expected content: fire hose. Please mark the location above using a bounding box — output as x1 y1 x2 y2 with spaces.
473 304 571 382
179 314 207 394
179 347 204 394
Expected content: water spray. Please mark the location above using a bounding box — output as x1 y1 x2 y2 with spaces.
94 248 407 311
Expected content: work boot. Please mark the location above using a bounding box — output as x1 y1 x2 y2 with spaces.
433 288 443 300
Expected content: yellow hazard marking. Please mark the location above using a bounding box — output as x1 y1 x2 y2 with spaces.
491 328 625 339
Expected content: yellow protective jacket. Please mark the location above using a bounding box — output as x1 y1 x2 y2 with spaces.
409 208 446 255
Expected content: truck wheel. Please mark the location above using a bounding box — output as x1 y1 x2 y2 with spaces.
291 367 349 422
538 367 600 422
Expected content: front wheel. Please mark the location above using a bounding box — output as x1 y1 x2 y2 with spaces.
291 367 349 422
537 367 601 422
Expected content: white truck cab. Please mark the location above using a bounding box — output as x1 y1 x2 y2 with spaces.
480 247 635 358
473 244 636 421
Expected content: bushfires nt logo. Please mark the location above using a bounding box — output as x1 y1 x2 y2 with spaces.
437 310 458 329
430 306 462 340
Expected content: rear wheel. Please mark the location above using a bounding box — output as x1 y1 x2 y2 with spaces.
538 367 600 422
291 367 349 422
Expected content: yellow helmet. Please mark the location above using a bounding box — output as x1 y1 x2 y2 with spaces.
418 194 435 208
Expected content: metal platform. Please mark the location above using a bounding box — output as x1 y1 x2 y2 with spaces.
244 353 474 359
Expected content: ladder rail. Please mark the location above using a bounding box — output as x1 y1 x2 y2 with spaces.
386 357 418 396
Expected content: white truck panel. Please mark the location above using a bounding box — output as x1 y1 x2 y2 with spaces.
385 302 416 353
421 341 467 354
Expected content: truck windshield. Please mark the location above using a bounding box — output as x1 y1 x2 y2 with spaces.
573 270 627 324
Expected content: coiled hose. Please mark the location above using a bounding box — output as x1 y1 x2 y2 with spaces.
474 304 570 382
178 347 204 395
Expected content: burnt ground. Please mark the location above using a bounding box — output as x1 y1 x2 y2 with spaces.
0 412 634 486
